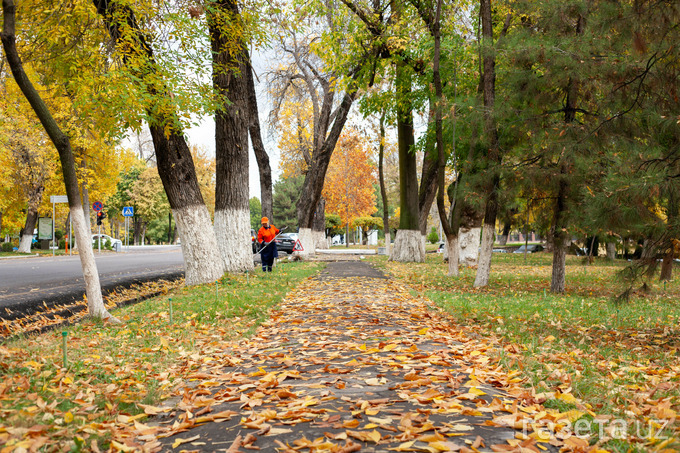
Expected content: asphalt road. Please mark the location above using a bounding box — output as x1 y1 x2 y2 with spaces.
0 245 184 317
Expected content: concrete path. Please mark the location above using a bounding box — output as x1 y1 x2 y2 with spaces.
140 262 557 452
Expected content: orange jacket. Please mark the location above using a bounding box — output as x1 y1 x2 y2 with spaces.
258 225 279 243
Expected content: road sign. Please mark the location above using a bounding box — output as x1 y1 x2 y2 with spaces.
122 206 134 217
50 195 68 203
93 201 103 212
293 239 304 251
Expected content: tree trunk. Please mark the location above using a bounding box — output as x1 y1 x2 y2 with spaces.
446 234 460 276
93 0 224 284
418 109 439 237
312 197 327 249
18 207 38 253
551 166 569 293
210 0 253 273
295 78 360 256
660 190 678 281
1 0 117 321
498 221 511 245
246 55 273 221
80 159 92 233
458 226 481 267
390 59 423 262
378 113 391 257
474 0 501 288
606 241 617 260
18 185 44 253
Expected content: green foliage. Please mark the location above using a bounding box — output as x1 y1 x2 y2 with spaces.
250 197 262 230
273 176 304 230
427 227 439 244
1 242 14 252
325 213 343 237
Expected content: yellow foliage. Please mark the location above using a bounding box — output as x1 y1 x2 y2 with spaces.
322 128 377 226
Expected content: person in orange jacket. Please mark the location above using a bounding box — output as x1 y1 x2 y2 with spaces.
257 217 280 272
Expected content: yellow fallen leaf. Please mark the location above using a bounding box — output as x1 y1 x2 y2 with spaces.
382 344 398 351
418 327 429 335
469 387 487 396
368 430 381 443
63 412 73 423
172 435 200 449
557 392 577 405
389 440 416 451
544 335 556 342
110 440 137 452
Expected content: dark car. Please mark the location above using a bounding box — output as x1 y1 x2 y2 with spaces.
513 244 544 254
275 233 297 254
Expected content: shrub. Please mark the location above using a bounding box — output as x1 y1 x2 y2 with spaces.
1 242 14 252
427 227 439 244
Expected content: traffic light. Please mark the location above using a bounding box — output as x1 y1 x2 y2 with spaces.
96 211 106 225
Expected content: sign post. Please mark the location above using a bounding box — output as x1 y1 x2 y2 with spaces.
50 195 68 256
93 201 103 253
122 207 134 251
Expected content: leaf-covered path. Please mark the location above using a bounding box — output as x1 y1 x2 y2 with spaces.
146 262 566 452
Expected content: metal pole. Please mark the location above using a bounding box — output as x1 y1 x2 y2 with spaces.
52 201 55 256
98 224 101 253
69 216 72 256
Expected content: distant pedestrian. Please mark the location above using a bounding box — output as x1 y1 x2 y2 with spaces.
257 217 279 272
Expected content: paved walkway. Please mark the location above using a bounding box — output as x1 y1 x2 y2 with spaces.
142 262 555 452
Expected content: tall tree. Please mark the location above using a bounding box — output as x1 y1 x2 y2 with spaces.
473 0 504 287
1 0 118 321
268 0 376 255
92 0 224 284
208 0 253 273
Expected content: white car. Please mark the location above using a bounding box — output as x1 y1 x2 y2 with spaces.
92 234 122 250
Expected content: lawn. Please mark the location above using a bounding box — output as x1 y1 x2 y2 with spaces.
0 262 322 451
375 252 680 452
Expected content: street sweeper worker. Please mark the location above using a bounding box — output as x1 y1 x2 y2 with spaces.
257 217 279 272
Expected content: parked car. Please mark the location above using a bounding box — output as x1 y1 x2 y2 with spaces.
275 233 297 254
493 248 509 253
92 234 122 250
513 244 544 254
437 242 445 253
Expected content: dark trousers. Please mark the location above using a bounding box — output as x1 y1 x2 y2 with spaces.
260 242 276 272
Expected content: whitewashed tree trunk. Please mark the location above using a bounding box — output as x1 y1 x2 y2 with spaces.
421 234 427 256
458 226 481 267
214 208 253 273
297 227 315 258
313 230 328 250
71 202 119 321
446 236 460 276
384 231 391 256
18 233 33 253
174 205 225 285
474 224 495 287
390 229 424 262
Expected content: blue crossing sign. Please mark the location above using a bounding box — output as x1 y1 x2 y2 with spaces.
122 206 134 217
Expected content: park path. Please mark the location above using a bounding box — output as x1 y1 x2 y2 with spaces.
140 261 569 452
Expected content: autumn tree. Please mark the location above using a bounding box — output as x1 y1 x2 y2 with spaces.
267 0 380 255
92 0 224 284
323 129 378 231
1 0 118 321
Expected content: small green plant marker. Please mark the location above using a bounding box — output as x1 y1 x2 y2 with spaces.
62 331 68 367
168 298 173 324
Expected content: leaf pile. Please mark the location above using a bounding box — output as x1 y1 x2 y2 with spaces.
0 278 184 339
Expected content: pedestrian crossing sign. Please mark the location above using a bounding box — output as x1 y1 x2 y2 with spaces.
122 206 134 217
293 239 304 251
